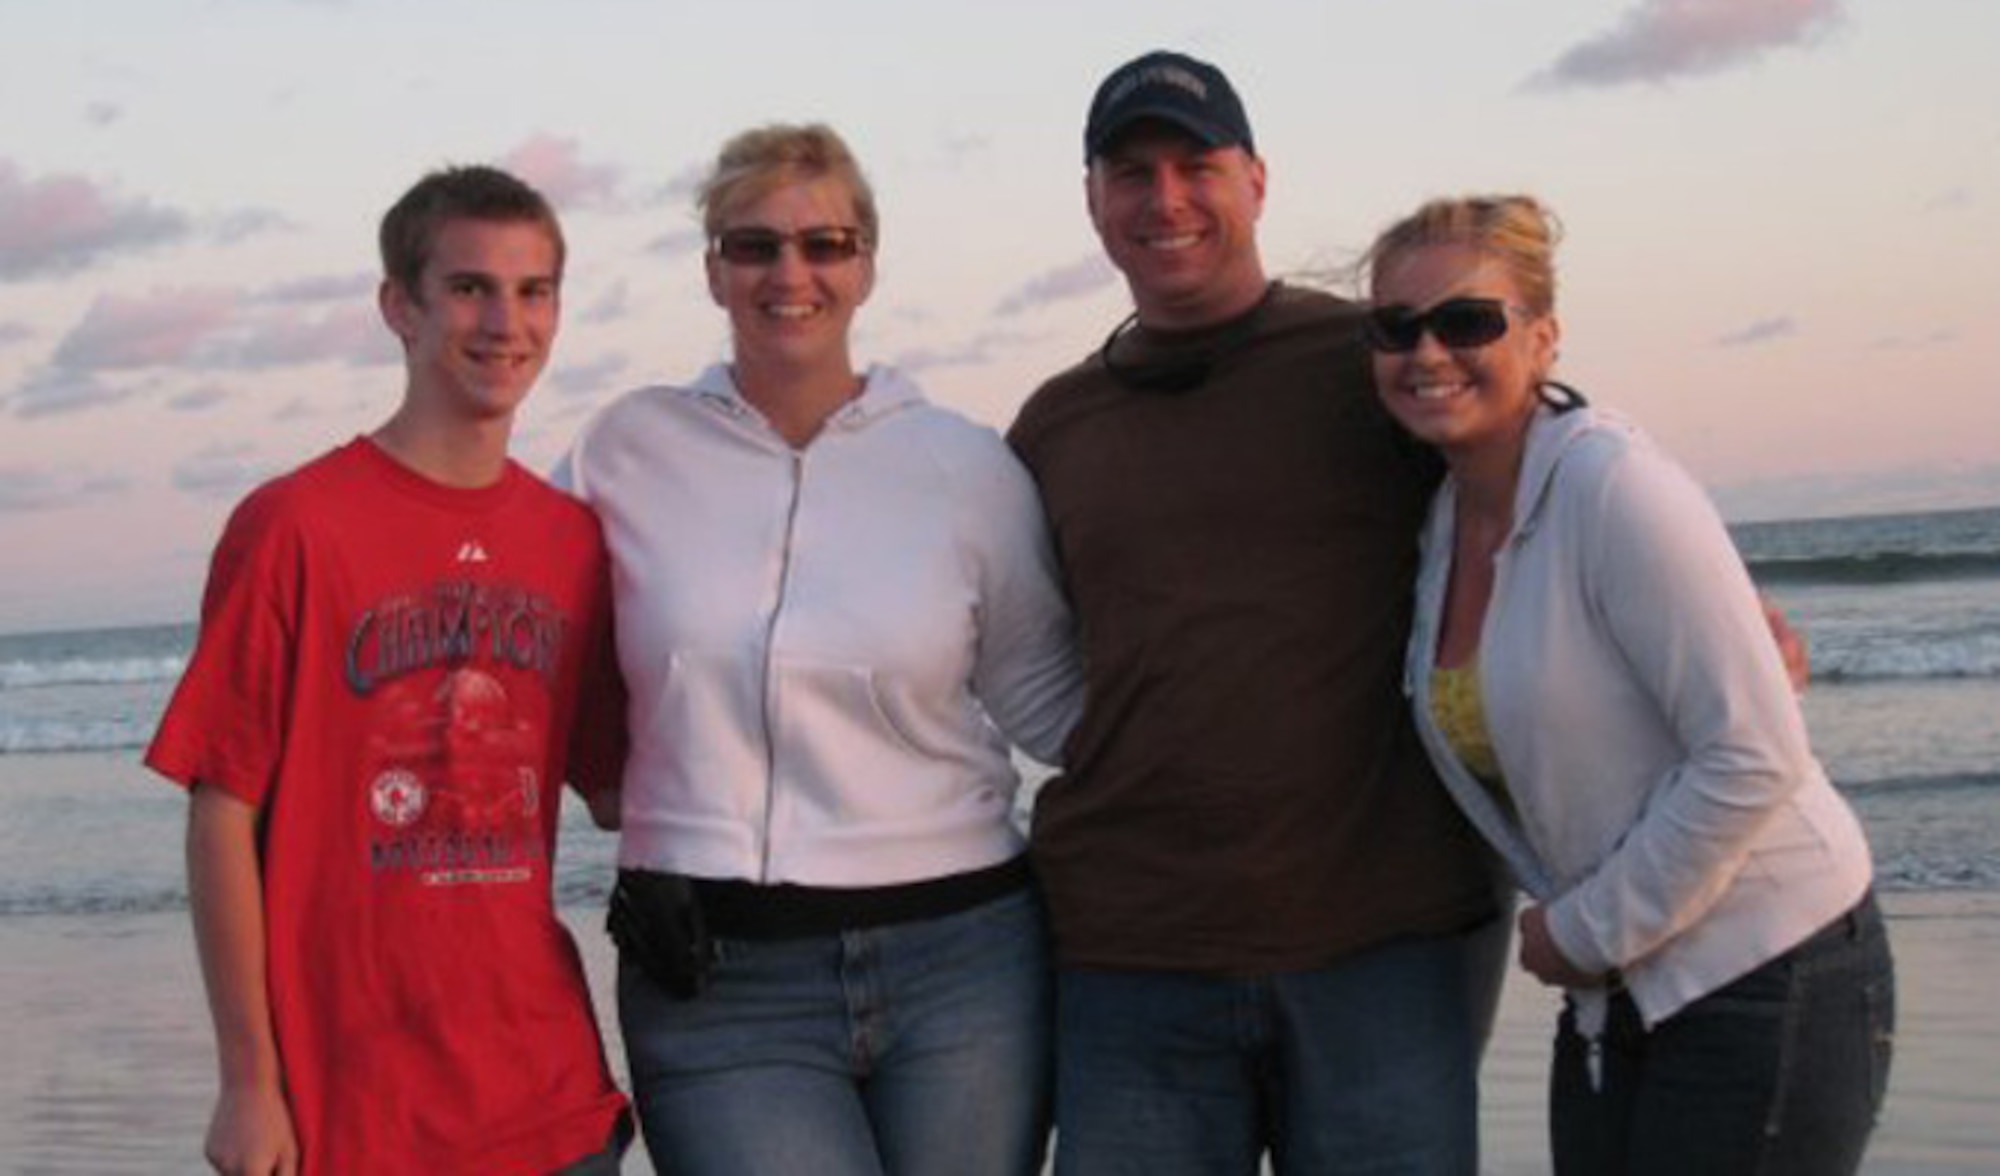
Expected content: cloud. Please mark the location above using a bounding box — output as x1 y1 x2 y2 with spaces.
1924 188 1973 213
51 288 239 371
255 271 378 304
498 134 624 211
546 352 631 398
18 287 394 418
893 341 995 375
166 382 232 412
171 444 277 501
84 100 123 128
0 320 33 347
891 329 1035 376
0 160 190 281
994 254 1119 316
580 279 631 325
933 132 992 171
209 207 295 245
648 228 706 257
228 302 397 369
4 368 140 418
647 162 708 208
0 466 131 513
273 395 319 422
1715 315 1797 347
1866 327 1958 352
1531 0 1842 89
53 284 397 374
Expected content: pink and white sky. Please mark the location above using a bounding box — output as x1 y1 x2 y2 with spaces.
3 0 1996 632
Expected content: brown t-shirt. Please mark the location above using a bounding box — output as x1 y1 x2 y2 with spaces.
1009 284 1498 975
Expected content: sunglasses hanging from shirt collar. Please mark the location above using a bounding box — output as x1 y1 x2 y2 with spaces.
1100 282 1278 393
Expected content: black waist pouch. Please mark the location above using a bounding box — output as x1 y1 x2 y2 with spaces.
607 869 716 1000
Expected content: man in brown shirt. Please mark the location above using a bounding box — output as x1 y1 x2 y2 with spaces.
1008 51 1502 1175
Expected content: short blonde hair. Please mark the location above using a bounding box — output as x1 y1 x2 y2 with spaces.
1361 195 1561 316
698 123 879 246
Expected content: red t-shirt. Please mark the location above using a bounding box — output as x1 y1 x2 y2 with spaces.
148 438 627 1175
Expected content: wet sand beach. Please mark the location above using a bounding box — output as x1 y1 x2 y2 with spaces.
2 750 1996 1172
3 892 1997 1172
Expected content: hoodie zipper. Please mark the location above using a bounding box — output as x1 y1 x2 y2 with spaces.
755 449 806 882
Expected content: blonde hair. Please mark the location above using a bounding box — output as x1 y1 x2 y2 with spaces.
697 123 879 246
1360 195 1562 316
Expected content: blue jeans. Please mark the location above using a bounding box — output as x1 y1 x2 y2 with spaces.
1550 892 1896 1176
619 887 1052 1176
1053 920 1499 1176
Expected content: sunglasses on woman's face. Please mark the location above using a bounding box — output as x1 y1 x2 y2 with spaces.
1363 297 1518 354
712 226 867 267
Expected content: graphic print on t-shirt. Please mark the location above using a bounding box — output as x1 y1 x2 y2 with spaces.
347 579 572 887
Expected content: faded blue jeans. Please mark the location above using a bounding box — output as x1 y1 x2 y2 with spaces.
1550 892 1896 1176
1052 917 1504 1176
619 887 1052 1176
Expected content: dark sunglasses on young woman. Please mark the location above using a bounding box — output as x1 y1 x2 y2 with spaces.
1363 297 1523 354
712 226 867 267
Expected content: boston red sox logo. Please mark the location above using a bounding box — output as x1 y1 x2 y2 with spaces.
370 768 428 827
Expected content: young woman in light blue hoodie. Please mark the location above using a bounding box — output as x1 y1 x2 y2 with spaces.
1362 194 1893 1176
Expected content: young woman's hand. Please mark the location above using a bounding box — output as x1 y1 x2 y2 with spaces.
1517 904 1604 989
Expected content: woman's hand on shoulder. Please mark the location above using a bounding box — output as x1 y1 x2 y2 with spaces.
1759 593 1810 692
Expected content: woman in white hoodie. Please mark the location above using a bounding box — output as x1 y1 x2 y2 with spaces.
560 123 1079 1176
1360 195 1893 1175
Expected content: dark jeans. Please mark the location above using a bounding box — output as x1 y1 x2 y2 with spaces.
1551 892 1895 1176
1052 918 1504 1176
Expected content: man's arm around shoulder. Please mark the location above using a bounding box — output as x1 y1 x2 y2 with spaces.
187 783 299 1175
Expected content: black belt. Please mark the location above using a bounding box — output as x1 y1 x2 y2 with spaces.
676 854 1034 941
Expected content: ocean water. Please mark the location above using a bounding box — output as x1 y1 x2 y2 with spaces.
1732 506 2000 893
3 504 1996 917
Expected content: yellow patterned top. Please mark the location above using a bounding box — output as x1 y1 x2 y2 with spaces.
1429 662 1514 814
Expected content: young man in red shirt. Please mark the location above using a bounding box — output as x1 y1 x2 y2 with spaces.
149 165 628 1175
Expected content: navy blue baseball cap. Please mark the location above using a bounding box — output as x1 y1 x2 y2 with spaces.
1084 50 1255 162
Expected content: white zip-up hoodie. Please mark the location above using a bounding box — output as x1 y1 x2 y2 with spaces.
561 363 1081 886
1405 403 1872 1028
